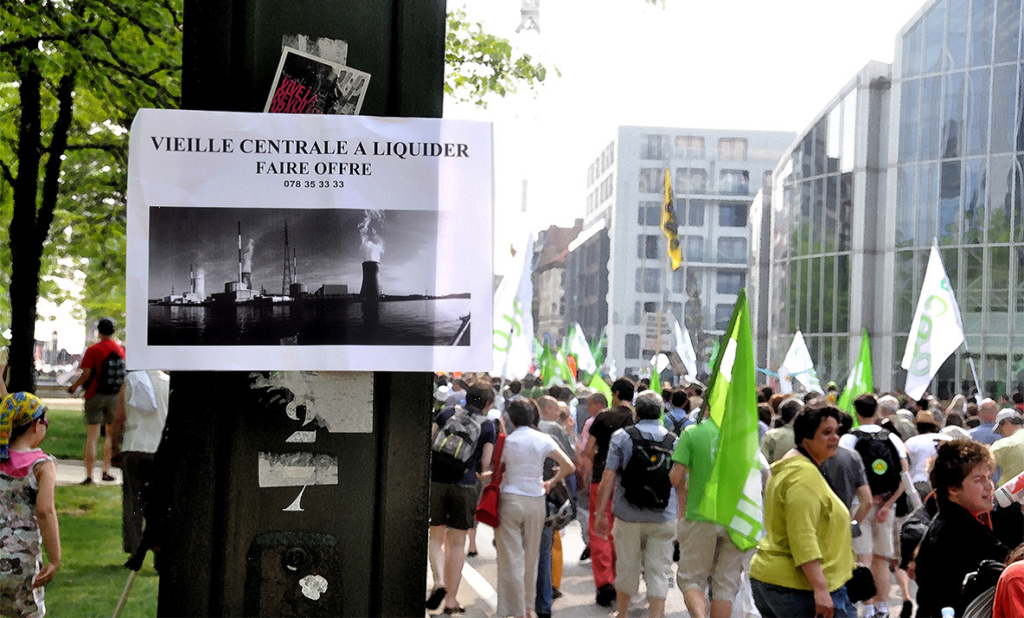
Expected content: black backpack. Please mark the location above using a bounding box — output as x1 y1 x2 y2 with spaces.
620 427 675 510
95 352 126 395
852 427 902 496
664 413 686 438
431 406 485 480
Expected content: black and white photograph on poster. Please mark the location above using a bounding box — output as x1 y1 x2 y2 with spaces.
146 207 471 347
264 47 369 115
125 108 492 372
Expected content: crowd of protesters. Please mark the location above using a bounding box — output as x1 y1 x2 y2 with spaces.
425 371 1024 618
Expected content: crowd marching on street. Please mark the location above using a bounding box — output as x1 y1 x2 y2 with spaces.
425 369 1024 618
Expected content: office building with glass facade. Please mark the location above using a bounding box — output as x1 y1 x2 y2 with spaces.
754 0 1024 397
577 126 793 380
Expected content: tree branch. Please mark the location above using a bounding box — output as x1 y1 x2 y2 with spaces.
36 73 76 250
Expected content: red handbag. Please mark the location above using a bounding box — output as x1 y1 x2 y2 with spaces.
474 433 505 528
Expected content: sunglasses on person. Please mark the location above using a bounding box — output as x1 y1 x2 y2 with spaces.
37 415 49 428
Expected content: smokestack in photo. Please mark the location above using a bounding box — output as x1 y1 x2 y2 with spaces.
242 238 255 289
358 210 385 299
194 268 206 299
237 221 243 284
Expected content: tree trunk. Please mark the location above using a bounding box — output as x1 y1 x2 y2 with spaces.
7 57 74 393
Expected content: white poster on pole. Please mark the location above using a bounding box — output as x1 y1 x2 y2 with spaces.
126 109 493 371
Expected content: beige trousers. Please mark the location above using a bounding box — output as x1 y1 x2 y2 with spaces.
495 493 545 617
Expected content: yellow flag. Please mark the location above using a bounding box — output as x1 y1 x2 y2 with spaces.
660 169 682 271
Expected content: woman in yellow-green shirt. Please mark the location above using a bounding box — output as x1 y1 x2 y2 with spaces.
750 402 856 618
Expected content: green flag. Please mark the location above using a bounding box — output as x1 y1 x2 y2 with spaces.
695 289 763 551
591 329 607 369
838 329 873 424
555 348 576 386
540 342 557 386
589 373 613 401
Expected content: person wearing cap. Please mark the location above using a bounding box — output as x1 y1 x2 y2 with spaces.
991 409 1024 484
67 317 125 485
0 391 61 616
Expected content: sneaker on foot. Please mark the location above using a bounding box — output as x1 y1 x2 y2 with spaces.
102 472 116 482
901 600 914 618
596 583 616 607
552 588 563 600
580 546 591 562
80 477 94 485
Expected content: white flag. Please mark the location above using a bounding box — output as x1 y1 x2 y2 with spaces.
492 234 535 379
652 352 670 373
672 315 698 379
568 322 598 375
780 330 823 394
901 245 965 400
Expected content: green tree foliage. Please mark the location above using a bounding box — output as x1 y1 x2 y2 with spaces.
0 2 547 391
445 8 551 108
0 1 181 391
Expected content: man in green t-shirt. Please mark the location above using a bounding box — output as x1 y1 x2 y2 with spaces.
670 414 749 618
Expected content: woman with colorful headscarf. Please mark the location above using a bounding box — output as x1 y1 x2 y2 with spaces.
1 391 61 617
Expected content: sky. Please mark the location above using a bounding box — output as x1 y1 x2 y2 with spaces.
443 0 928 273
44 0 931 354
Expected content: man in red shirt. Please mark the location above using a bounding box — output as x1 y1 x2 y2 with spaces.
67 317 125 484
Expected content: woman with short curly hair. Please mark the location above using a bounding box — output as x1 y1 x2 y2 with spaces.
914 439 1009 617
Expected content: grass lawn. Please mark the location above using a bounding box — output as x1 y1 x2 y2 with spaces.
45 407 94 460
46 484 159 617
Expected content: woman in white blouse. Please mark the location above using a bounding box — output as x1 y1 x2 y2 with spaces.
495 398 575 618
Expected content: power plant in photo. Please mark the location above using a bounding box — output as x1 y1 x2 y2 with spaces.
154 216 395 306
149 210 472 347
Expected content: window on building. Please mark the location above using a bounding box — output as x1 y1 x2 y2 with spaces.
645 270 661 292
719 202 748 227
633 302 642 325
686 200 705 226
639 168 662 193
718 237 748 263
675 135 705 159
717 271 745 294
638 235 659 259
719 170 750 195
641 134 669 160
686 237 704 261
601 174 615 201
675 167 707 193
638 201 661 226
715 304 735 329
625 334 641 359
718 138 748 161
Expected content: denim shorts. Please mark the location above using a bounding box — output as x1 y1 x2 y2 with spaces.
751 578 855 618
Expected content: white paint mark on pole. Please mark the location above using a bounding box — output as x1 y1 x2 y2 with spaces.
283 486 306 512
258 452 338 487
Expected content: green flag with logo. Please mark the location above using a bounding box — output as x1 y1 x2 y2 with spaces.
838 329 873 424
695 289 762 551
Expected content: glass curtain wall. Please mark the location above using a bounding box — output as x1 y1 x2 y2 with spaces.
769 90 857 384
895 0 1024 397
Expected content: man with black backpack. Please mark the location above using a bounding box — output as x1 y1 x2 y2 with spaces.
67 317 125 485
839 393 910 618
426 381 496 614
594 391 678 618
